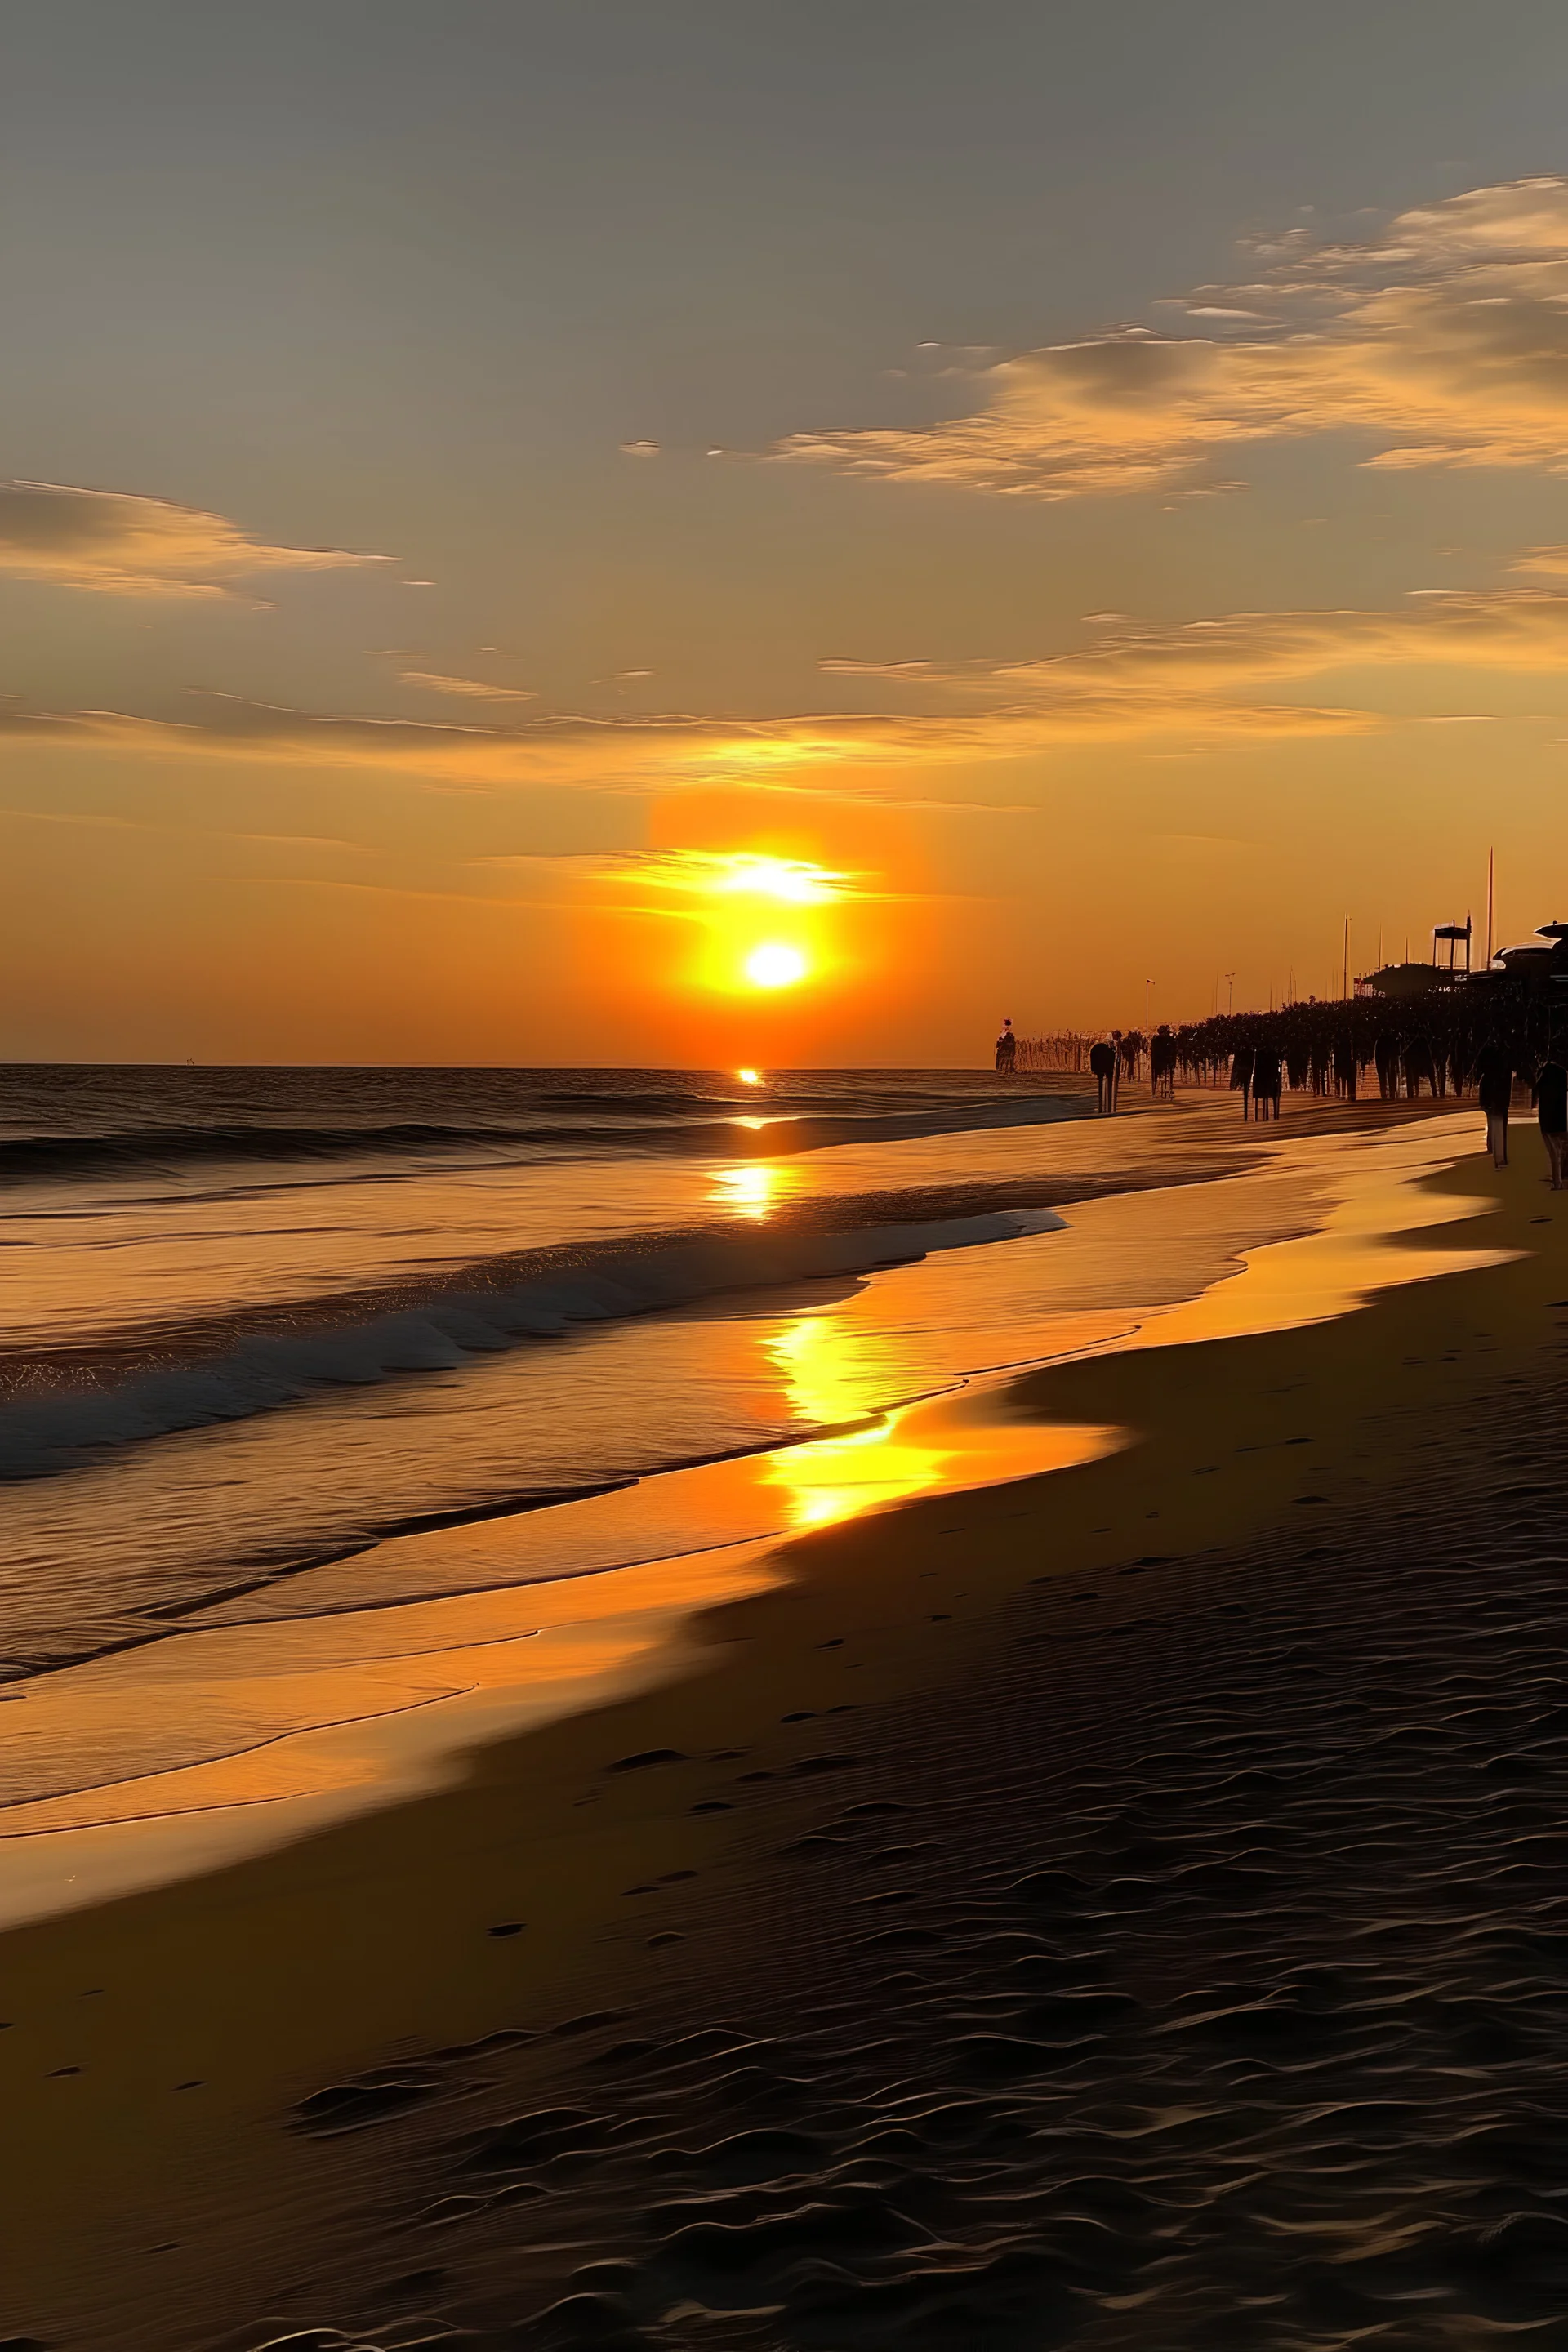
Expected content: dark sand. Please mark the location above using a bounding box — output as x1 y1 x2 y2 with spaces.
7 1102 1568 2350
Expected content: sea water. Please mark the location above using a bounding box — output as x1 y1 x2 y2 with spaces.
0 1065 1097 1673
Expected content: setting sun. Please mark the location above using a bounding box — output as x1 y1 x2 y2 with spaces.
745 942 808 990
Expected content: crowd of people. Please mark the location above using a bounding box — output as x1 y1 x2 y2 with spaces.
997 996 1568 1186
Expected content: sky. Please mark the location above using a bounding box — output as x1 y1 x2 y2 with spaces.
8 0 1568 1065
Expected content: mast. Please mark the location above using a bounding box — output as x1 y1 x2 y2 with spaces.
1485 847 1494 968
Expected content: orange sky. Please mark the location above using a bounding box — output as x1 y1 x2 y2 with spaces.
7 11 1568 1062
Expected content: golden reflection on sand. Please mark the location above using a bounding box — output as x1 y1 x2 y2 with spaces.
763 1312 950 1528
758 1397 1094 1536
771 1410 952 1530
1111 1124 1509 1358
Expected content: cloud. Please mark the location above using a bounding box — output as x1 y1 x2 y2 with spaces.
603 850 862 903
0 692 1026 796
817 653 940 682
819 657 939 680
473 848 958 920
399 668 537 703
803 585 1568 745
0 480 392 598
0 678 1370 815
771 177 1568 500
0 803 364 851
973 587 1568 698
27 577 1562 804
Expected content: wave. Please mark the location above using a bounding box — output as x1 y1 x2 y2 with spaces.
0 1095 1088 1184
0 1205 1066 1480
1 1119 623 1179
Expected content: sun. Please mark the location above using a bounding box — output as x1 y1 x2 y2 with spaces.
745 942 808 990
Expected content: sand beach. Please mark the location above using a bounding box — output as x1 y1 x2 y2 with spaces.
19 24 1568 2348
7 1090 1567 2350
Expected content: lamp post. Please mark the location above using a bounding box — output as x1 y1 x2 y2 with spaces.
1225 971 1236 1015
1144 978 1154 1032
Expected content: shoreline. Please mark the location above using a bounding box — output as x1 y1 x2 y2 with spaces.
0 1092 1450 1682
0 1107 1481 1910
2 1095 1552 2349
2 1090 1419 1396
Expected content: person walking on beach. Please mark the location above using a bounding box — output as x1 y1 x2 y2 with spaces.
1473 1033 1514 1168
1251 1045 1282 1120
995 1019 1018 1076
1229 1045 1254 1119
1089 1038 1116 1114
1374 1030 1399 1100
1535 1049 1567 1190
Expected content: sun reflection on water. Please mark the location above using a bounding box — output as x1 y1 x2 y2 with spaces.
764 1409 951 1529
761 1310 950 1527
708 1160 799 1218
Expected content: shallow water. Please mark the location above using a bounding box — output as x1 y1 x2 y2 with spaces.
3 1065 1115 1664
0 1113 1504 1929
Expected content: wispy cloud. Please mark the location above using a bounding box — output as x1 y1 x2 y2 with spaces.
601 849 862 902
0 682 1370 807
806 585 1568 742
399 668 537 703
24 577 1557 809
0 480 393 599
0 803 365 850
818 657 940 680
771 177 1568 501
968 587 1568 702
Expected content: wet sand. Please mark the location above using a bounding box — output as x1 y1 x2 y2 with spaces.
6 1095 1566 2349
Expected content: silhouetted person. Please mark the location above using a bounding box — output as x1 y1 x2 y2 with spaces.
1374 1031 1398 1101
1404 1037 1435 1099
1334 1034 1357 1101
1089 1038 1116 1114
995 1019 1017 1076
1535 1053 1567 1190
1150 1023 1177 1099
1252 1047 1283 1120
1230 1045 1254 1118
1473 1034 1514 1167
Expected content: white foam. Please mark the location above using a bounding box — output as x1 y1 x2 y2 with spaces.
0 1208 1065 1478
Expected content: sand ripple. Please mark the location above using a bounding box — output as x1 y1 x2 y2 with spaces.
246 1354 1568 2351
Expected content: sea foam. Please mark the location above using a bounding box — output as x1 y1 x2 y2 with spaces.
0 1207 1064 1479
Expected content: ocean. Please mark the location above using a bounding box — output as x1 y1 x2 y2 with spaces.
1 1064 1098 1677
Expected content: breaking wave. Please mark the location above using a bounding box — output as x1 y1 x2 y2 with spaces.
0 1205 1065 1480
